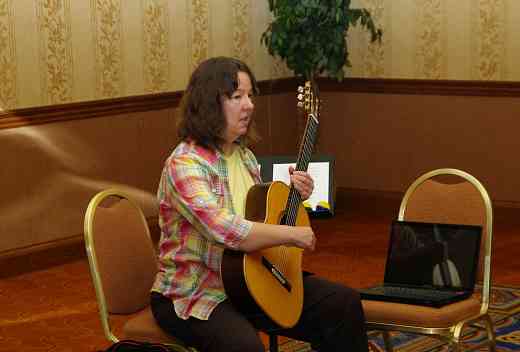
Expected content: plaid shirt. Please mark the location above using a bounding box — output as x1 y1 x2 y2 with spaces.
151 141 262 320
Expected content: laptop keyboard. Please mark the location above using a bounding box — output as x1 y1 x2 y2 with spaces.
371 286 458 300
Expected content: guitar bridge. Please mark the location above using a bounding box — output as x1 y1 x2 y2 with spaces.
262 256 292 292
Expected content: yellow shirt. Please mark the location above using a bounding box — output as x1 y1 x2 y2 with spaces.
225 147 254 216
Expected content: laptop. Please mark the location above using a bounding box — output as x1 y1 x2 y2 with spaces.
359 220 482 308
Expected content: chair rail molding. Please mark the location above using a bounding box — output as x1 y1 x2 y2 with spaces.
2 78 520 131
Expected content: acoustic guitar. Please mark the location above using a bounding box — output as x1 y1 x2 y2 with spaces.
221 81 320 328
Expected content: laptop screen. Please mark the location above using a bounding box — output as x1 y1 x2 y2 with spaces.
384 220 482 291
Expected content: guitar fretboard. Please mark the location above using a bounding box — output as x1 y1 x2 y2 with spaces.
284 113 319 226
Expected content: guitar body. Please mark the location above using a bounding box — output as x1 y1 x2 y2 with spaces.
221 181 310 328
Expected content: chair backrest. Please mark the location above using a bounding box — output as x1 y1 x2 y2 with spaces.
84 189 158 324
397 168 493 308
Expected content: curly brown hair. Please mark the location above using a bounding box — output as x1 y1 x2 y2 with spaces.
177 57 260 151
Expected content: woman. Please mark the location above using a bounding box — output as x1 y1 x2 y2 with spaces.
150 57 368 352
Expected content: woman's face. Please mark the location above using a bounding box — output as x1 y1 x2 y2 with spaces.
221 71 255 146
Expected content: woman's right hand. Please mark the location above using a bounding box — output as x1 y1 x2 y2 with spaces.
290 226 316 251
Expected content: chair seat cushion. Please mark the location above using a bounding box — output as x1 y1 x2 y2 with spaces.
362 294 482 328
123 306 191 347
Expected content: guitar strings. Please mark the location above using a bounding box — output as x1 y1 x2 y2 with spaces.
276 116 318 276
286 118 316 225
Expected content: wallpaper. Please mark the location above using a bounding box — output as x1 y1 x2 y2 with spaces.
0 0 16 109
188 0 209 72
415 0 444 79
37 0 74 105
143 0 170 93
1 0 520 110
476 0 505 80
358 0 386 78
231 0 252 65
92 0 124 98
350 0 516 80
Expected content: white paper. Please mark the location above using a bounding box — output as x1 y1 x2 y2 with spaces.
271 162 330 211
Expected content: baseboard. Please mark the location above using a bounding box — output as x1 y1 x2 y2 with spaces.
492 200 520 209
0 235 85 278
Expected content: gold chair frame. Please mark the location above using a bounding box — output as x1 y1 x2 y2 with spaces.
84 189 197 352
366 168 496 352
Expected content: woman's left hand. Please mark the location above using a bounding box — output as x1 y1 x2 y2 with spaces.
289 166 314 200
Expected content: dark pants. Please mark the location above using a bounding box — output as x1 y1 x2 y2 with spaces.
150 275 368 352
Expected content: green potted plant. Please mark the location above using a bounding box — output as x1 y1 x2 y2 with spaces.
261 0 382 83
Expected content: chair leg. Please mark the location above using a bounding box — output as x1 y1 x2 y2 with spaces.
465 314 496 352
483 314 496 351
450 321 465 352
382 331 393 352
447 342 459 352
269 333 278 352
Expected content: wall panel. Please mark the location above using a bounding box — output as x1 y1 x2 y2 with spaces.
0 86 300 255
317 89 520 206
0 110 173 253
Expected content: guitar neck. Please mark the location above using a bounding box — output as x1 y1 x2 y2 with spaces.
284 113 319 226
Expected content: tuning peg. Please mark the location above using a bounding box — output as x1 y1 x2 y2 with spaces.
297 93 304 101
297 86 304 93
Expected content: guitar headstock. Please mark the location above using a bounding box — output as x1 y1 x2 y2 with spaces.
297 81 320 118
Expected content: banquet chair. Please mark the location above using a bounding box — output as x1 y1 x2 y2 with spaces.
362 168 496 351
84 188 282 352
84 189 198 352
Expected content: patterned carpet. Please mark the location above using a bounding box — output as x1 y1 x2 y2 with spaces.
280 286 520 352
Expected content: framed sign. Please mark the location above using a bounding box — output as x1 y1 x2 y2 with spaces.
257 155 335 217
